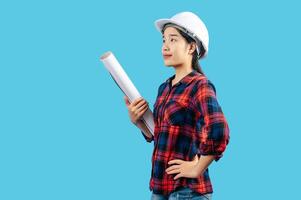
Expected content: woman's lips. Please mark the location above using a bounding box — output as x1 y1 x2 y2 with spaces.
163 55 172 59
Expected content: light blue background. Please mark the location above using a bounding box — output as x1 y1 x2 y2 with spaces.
1 0 300 199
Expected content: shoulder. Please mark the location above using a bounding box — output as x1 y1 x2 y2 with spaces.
192 74 216 95
155 80 168 97
157 73 174 92
158 81 166 91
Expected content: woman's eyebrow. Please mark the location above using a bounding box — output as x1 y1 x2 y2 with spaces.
162 34 179 38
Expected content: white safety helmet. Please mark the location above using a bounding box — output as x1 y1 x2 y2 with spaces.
154 11 209 59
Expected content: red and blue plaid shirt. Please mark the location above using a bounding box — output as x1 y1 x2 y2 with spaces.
141 70 230 196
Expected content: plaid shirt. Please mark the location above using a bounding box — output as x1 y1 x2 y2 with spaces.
141 70 230 196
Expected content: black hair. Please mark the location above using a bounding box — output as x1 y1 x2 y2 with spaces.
162 24 206 75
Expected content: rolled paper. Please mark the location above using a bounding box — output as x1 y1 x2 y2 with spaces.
100 51 154 137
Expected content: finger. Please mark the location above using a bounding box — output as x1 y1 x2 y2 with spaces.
166 165 180 172
132 97 144 106
135 107 148 118
168 159 184 165
135 99 147 109
132 105 146 118
166 169 181 175
137 103 148 113
174 173 182 180
137 105 149 117
132 100 146 109
133 104 148 117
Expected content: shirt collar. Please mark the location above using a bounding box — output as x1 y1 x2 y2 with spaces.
166 70 200 86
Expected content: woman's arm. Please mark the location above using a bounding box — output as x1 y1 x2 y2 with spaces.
124 96 154 143
166 155 215 180
194 155 215 175
135 120 154 142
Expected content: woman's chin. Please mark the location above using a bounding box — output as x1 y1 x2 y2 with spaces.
163 61 174 66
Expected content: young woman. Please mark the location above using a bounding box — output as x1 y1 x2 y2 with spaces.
124 12 230 200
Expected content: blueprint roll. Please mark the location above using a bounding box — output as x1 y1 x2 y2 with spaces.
100 51 154 137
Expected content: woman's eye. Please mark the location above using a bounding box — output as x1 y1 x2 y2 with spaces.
162 38 176 43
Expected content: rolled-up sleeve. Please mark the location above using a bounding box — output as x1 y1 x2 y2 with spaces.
193 80 230 162
141 131 154 143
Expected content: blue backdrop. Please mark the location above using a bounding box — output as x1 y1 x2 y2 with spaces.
1 0 300 199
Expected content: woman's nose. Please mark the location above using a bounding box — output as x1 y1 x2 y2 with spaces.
162 44 169 52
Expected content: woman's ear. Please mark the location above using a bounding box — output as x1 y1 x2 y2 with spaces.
188 43 197 55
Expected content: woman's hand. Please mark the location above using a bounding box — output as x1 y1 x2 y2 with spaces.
124 96 149 125
166 155 200 180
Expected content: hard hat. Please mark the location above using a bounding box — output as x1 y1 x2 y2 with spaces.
154 11 209 59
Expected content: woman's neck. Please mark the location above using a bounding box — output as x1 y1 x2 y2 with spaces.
172 64 193 85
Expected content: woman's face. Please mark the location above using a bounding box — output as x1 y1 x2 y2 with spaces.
162 26 195 67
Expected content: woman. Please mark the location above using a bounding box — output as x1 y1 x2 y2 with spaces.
124 12 230 200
